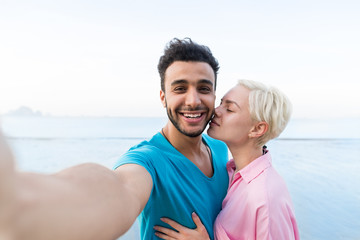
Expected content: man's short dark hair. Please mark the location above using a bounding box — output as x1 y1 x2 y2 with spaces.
158 38 220 92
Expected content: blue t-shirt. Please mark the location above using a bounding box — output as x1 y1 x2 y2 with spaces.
114 132 229 240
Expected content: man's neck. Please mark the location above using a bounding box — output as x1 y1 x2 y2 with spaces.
161 124 203 154
161 123 213 177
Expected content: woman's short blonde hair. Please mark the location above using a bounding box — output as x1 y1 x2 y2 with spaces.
237 79 292 146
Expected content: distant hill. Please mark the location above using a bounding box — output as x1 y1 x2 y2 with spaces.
4 106 43 117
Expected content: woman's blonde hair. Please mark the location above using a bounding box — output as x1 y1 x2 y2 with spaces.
237 79 292 146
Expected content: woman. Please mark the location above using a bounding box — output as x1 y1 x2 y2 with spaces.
154 79 300 240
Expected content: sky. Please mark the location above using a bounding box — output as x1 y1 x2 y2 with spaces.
0 0 359 118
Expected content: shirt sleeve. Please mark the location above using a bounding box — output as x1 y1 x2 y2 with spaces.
113 144 157 184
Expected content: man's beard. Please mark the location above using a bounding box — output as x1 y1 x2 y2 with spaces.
165 101 213 138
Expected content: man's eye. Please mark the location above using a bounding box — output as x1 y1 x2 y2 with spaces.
226 109 233 112
174 87 186 92
199 87 211 93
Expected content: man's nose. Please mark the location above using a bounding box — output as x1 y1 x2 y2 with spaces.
185 88 201 107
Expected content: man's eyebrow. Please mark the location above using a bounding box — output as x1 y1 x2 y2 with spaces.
171 79 188 86
171 79 214 86
198 79 214 86
222 99 241 109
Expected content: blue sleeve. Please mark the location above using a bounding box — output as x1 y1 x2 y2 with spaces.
113 144 157 184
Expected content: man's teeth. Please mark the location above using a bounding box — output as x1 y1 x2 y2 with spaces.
183 113 201 118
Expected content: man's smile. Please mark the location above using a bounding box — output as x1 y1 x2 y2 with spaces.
178 111 207 123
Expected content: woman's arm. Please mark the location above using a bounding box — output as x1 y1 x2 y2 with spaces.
154 212 210 240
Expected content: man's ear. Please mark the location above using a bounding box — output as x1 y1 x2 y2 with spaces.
160 90 166 108
249 121 268 138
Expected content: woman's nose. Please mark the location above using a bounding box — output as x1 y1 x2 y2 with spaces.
214 106 221 117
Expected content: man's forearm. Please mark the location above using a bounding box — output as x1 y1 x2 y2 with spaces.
0 134 16 239
0 130 152 240
10 161 150 240
13 163 142 240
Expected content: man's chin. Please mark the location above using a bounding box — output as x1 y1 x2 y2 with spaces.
174 124 205 138
183 130 203 138
180 124 210 137
168 113 210 137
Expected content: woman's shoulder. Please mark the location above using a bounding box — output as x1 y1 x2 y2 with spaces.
245 166 289 205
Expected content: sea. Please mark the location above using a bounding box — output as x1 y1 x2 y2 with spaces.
1 116 359 240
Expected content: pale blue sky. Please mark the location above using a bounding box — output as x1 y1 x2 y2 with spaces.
1 0 359 118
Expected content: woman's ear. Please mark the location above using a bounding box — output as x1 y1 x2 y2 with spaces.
249 122 268 138
160 90 166 108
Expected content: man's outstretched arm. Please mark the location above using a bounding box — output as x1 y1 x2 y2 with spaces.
0 132 16 239
0 132 153 240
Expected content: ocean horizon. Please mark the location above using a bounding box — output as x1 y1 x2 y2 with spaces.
1 116 359 240
1 115 360 140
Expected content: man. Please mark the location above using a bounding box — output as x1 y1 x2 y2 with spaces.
0 38 229 240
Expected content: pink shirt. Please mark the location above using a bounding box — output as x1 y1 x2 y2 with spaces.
214 152 300 240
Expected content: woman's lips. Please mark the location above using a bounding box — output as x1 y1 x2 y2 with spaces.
210 119 219 127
